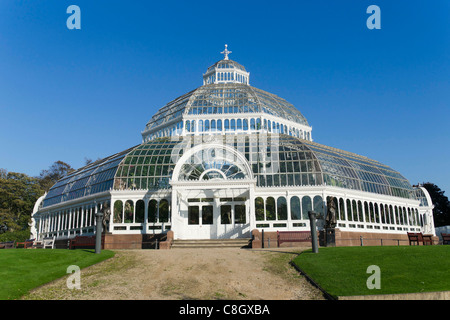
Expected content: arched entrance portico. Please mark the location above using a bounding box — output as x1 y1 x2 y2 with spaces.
170 143 256 240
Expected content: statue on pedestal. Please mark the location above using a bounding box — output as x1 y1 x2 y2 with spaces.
101 202 111 234
325 197 337 229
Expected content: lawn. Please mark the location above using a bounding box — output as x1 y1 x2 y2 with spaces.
292 246 450 298
0 249 115 300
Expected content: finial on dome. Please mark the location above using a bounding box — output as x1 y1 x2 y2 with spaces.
221 44 232 60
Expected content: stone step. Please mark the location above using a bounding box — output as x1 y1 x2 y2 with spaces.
171 238 251 249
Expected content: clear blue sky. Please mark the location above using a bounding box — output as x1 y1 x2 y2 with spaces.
1 1 449 195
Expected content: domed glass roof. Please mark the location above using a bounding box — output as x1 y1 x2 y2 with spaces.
143 83 309 131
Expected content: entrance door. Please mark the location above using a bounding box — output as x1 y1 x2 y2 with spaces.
184 198 250 239
186 200 216 239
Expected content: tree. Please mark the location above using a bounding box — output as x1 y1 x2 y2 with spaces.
38 160 74 192
0 170 44 236
422 182 450 227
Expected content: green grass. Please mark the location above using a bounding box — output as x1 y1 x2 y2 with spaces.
0 249 115 300
292 246 450 298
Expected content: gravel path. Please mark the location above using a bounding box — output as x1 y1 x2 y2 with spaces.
24 248 324 300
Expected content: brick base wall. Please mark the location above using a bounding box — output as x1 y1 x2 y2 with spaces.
251 229 439 248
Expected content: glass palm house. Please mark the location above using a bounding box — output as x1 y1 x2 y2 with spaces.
31 46 435 247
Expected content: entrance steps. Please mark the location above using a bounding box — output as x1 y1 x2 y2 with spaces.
171 238 251 249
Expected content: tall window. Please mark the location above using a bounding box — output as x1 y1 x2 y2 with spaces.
302 196 312 220
265 197 276 220
313 196 324 219
221 205 232 224
148 199 157 223
125 200 134 223
202 205 213 225
346 199 353 221
159 199 169 223
290 196 301 220
136 200 145 223
255 197 264 221
235 205 246 224
114 200 123 223
277 197 287 220
339 198 345 220
188 206 199 225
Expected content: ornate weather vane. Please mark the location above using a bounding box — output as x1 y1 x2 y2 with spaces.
221 44 232 60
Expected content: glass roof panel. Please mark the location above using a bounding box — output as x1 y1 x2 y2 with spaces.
42 146 137 208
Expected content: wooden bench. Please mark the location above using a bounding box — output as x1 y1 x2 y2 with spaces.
69 235 103 249
0 241 15 249
407 232 421 245
442 233 450 245
422 234 433 245
277 231 312 247
16 239 35 249
407 232 433 245
43 237 55 249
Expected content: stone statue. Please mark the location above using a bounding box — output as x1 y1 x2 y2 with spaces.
325 197 337 229
101 202 111 234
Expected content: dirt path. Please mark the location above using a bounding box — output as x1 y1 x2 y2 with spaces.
24 248 324 300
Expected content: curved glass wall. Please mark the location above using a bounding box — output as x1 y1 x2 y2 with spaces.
301 140 414 199
113 133 414 199
43 147 136 208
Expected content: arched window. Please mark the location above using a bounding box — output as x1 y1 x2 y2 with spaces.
277 197 287 220
204 120 210 132
185 120 190 132
243 119 248 131
374 204 380 223
358 201 363 222
224 119 230 131
346 199 353 221
369 202 374 223
389 205 394 224
313 196 324 219
339 198 345 220
380 204 385 224
364 202 369 223
217 119 222 131
290 196 301 220
211 120 216 132
148 199 157 223
352 200 358 221
250 118 256 130
395 206 399 224
159 199 169 223
266 197 276 220
114 200 123 223
231 119 236 131
135 200 145 223
199 120 204 132
237 119 242 130
256 118 261 130
255 197 264 221
302 196 312 220
191 120 196 133
125 200 134 223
